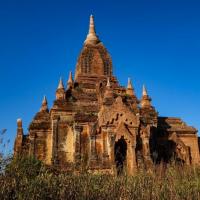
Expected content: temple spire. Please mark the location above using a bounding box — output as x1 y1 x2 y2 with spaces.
17 118 23 129
56 77 65 100
141 85 152 108
142 85 148 96
68 71 73 83
127 78 132 89
104 77 113 101
67 71 73 89
126 78 135 96
42 95 47 104
84 15 100 45
40 95 48 112
58 77 64 89
14 118 23 156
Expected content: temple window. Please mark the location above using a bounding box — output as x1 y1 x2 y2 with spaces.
82 58 90 73
104 60 110 75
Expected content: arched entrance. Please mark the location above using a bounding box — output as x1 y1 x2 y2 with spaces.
114 136 127 175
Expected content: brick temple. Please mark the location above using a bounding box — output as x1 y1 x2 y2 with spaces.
14 15 200 175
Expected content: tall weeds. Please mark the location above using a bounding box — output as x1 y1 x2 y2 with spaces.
0 129 200 200
0 156 200 200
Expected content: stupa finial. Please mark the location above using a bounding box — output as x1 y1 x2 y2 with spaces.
84 15 100 45
67 71 73 89
126 78 135 96
143 84 148 96
40 95 48 112
127 78 133 89
58 77 64 89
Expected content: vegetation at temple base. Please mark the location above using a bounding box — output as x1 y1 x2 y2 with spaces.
0 130 200 200
0 156 200 200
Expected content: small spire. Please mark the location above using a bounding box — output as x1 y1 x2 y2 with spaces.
127 78 133 89
104 77 113 100
143 85 148 96
141 85 152 108
56 77 65 100
106 77 111 88
89 15 95 34
16 118 23 136
40 95 48 112
84 15 100 45
42 95 47 105
68 71 73 83
58 77 64 89
126 78 135 96
17 118 22 128
67 71 73 89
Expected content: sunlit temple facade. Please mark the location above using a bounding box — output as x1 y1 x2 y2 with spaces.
14 16 200 174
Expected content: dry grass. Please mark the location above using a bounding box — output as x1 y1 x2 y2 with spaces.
0 156 200 200
0 129 200 200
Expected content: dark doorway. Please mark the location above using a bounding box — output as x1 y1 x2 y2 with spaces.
114 136 127 175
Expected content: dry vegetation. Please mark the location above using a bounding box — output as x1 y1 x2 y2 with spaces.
0 156 200 200
0 130 200 200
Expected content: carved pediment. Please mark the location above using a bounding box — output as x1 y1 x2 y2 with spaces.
98 96 140 127
114 122 134 142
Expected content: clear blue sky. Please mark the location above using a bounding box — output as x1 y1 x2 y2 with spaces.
0 0 200 153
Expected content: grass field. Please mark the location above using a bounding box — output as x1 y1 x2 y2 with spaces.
0 156 200 200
